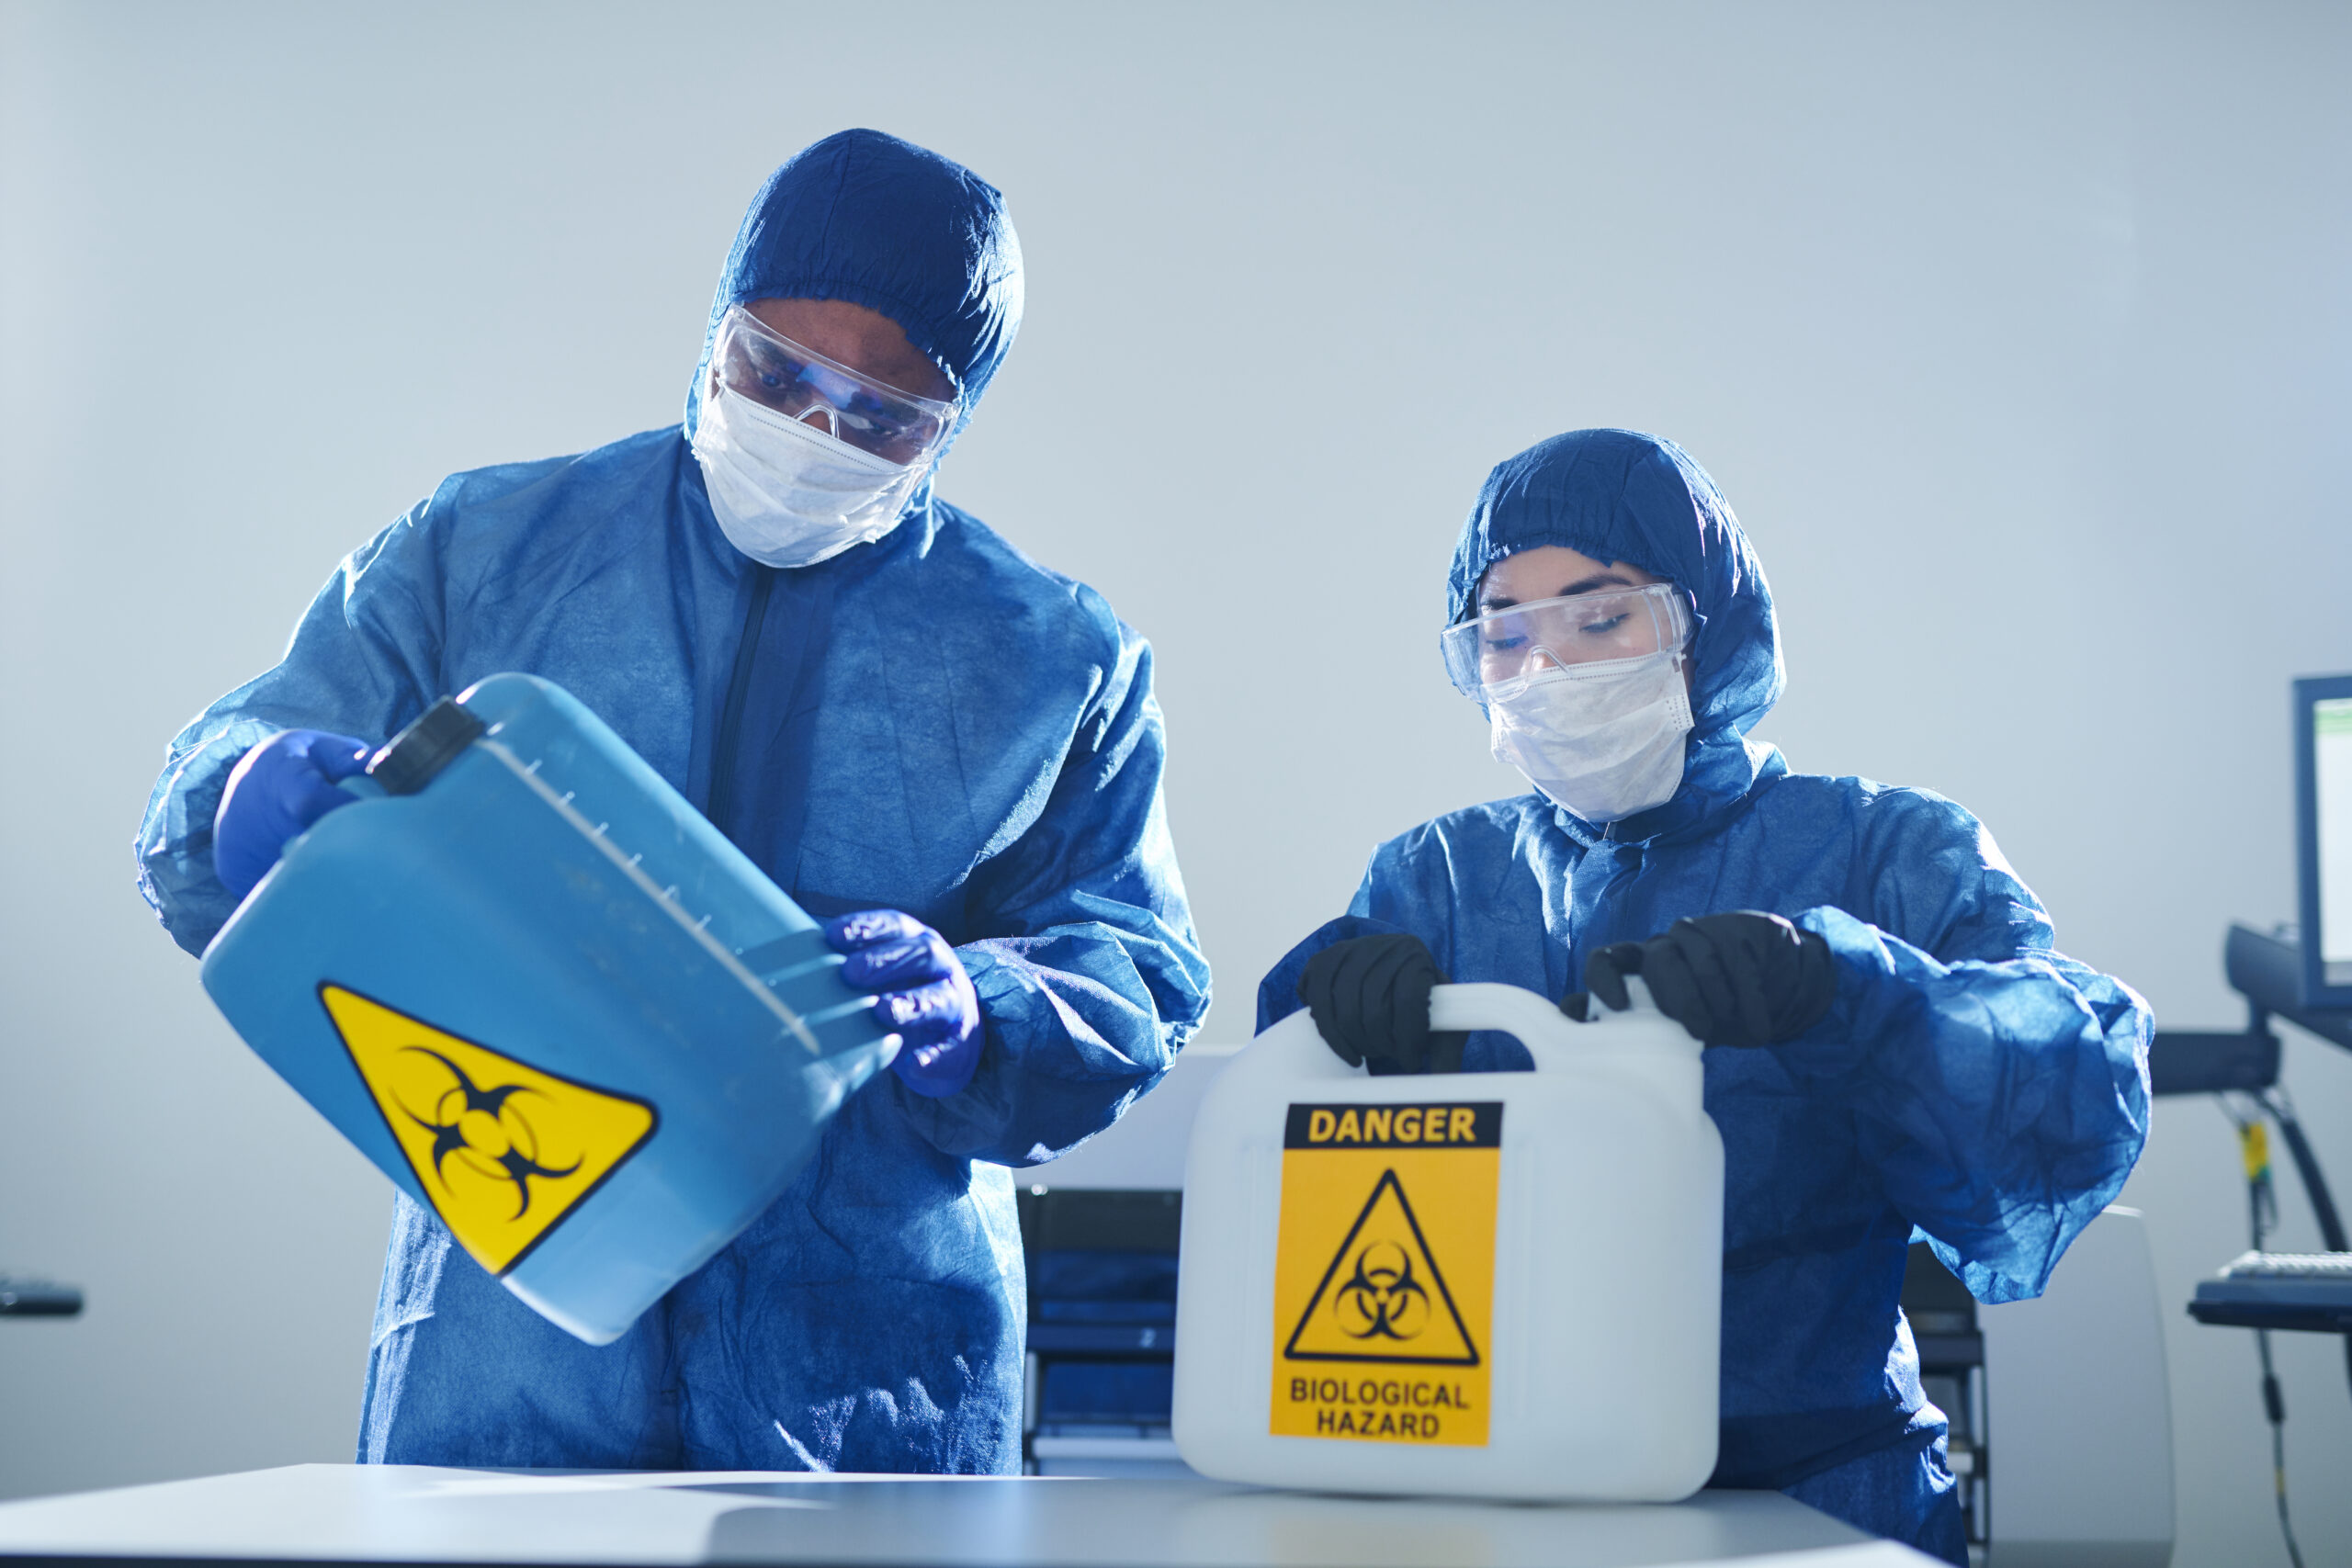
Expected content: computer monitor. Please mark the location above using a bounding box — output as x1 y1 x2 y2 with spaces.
2294 674 2352 1010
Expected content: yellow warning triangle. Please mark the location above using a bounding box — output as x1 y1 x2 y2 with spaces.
320 985 657 1276
1284 1169 1480 1365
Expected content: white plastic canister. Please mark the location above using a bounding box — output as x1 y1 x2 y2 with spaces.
1171 980 1723 1501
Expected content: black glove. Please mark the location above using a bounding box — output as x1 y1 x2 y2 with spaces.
1297 934 1468 1076
1566 911 1836 1047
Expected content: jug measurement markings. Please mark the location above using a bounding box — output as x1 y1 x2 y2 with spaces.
483 739 825 1055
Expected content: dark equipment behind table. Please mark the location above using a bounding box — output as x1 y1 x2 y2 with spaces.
0 1276 82 1317
2146 919 2352 1568
1016 1189 1182 1466
1904 1245 1988 1551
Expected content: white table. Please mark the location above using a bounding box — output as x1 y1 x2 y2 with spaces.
0 1464 1937 1567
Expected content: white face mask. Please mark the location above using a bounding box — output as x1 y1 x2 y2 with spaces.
690 383 931 568
1487 649 1694 824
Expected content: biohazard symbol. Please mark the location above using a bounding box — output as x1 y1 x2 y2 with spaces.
1335 1241 1430 1341
1284 1169 1479 1366
319 985 657 1275
404 1052 582 1217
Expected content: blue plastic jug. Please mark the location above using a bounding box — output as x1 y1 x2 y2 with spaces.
200 673 896 1345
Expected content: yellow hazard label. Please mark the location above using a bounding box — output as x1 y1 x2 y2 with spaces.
320 985 657 1275
1270 1101 1500 1446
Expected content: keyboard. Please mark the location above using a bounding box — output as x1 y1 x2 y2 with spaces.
2220 1250 2352 1279
2189 1252 2352 1334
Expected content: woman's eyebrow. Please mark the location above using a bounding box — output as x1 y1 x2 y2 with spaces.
1480 571 1639 613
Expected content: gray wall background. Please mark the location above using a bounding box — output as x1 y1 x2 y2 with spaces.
3 1 2347 1561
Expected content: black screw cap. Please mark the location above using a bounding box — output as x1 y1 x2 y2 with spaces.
368 696 487 796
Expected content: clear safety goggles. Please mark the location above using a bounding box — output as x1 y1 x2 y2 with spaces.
1439 581 1692 698
707 304 957 466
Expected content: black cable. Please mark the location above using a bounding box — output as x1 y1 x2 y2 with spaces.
2258 1090 2348 1251
2250 1088 2352 1412
2256 1329 2305 1568
2222 1098 2308 1568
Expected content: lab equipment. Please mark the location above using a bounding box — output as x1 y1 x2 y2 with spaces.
1017 1188 1184 1475
1173 978 1723 1502
2295 674 2352 1007
2146 1021 2283 1096
211 728 369 897
200 673 896 1345
2178 677 2352 1064
1437 581 1690 697
2191 1252 2352 1332
1296 933 1464 1076
2227 922 2352 1049
0 1277 82 1316
1974 1208 2175 1567
2144 921 2351 1096
1577 911 1837 1049
2148 907 2352 1568
2143 922 2351 1297
2194 1099 2341 1568
1901 1247 1984 1545
1013 1045 1234 1477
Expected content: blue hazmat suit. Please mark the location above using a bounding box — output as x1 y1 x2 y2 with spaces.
1258 431 2150 1562
136 130 1211 1472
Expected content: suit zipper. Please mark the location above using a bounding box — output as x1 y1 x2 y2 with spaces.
706 565 776 832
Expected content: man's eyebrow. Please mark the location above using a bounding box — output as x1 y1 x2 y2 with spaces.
1478 572 1641 613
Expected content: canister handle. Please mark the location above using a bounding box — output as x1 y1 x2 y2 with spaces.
1261 977 1688 1079
1426 978 1678 1070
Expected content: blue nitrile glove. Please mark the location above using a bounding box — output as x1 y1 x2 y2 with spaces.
822 909 983 1098
212 729 372 898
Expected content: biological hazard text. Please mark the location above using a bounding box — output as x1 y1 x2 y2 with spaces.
1269 1100 1500 1447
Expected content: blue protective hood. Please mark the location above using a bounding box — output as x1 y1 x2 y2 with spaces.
684 129 1023 441
1448 429 1787 842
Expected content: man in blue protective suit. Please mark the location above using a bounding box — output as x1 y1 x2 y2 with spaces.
135 130 1210 1472
1260 429 2150 1562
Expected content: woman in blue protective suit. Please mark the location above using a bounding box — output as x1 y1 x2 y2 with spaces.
1259 429 2151 1563
135 130 1210 1472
